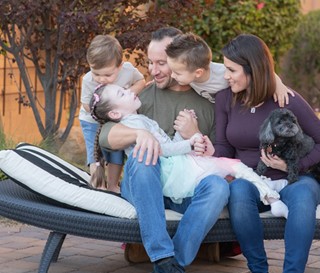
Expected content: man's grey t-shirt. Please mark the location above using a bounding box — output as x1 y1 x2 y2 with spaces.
100 83 215 149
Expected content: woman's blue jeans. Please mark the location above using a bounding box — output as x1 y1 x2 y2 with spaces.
228 175 320 273
121 153 230 266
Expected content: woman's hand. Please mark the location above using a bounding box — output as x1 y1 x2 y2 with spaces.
260 149 288 172
174 109 200 139
133 130 161 165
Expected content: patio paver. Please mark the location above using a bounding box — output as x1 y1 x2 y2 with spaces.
0 221 319 273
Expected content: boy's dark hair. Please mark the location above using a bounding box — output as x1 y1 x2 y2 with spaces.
165 32 212 71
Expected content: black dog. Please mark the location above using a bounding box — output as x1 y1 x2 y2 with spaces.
256 108 320 183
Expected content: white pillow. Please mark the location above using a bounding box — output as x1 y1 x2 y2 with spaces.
0 143 137 219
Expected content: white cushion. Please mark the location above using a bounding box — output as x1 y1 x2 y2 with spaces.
0 143 137 219
165 204 320 221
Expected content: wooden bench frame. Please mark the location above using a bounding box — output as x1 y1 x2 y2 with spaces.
0 179 319 273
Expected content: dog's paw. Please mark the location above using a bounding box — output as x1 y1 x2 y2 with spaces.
286 163 300 183
287 173 299 184
256 161 267 175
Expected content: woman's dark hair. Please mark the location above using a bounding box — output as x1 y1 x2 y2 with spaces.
222 34 276 108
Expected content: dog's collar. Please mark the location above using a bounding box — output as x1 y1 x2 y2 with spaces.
265 138 288 155
266 144 273 154
265 140 281 154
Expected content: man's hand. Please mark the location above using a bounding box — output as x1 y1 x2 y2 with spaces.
174 109 200 139
132 130 161 165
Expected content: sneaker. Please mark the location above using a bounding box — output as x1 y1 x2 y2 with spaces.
152 257 185 273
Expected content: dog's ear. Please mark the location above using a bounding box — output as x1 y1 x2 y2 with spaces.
259 120 275 144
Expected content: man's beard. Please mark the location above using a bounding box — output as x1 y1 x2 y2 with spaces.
156 76 178 89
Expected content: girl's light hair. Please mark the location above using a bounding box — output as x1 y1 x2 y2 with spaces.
86 35 123 69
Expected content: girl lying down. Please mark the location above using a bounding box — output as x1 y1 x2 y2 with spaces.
90 84 289 218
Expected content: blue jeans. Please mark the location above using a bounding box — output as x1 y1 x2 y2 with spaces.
228 175 320 273
80 120 124 165
121 153 230 266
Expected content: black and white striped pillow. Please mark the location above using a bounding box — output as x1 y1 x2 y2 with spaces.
0 143 137 219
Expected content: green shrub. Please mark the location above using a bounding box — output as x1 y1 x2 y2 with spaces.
282 10 320 108
188 0 301 69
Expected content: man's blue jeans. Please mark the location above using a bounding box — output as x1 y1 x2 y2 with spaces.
228 175 320 273
121 153 230 266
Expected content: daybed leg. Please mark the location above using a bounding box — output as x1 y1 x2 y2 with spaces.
38 231 66 273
